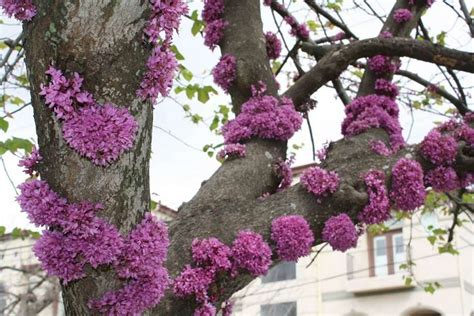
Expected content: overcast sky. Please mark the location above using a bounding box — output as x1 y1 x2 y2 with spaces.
0 1 472 231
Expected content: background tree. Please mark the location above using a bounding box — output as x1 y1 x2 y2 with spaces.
0 0 473 315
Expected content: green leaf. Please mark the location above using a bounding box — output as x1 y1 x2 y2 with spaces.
0 226 5 236
191 114 203 124
404 276 413 286
170 45 185 61
30 231 41 239
0 118 8 132
150 200 158 210
197 89 209 103
11 228 23 239
0 41 7 49
307 20 319 32
181 67 193 81
427 235 437 245
424 283 436 294
185 85 197 99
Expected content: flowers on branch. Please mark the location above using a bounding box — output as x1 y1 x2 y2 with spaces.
342 94 404 151
271 215 314 261
390 158 426 211
300 166 340 200
358 170 391 224
0 0 36 21
393 9 412 24
368 55 400 75
18 147 42 176
231 230 272 277
212 54 237 93
322 213 358 252
202 0 227 50
222 83 302 144
375 78 399 99
420 130 457 166
217 143 246 161
265 32 282 59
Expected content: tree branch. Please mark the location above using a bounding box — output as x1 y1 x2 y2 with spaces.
285 38 474 107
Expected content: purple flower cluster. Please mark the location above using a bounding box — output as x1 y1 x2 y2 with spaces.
334 32 346 41
358 170 391 224
144 0 188 43
420 130 457 166
62 103 138 166
271 215 314 261
222 86 302 144
322 213 358 252
369 140 392 156
18 180 124 283
40 66 94 120
368 55 399 75
137 45 179 102
0 0 36 21
425 166 460 192
90 213 170 315
283 15 310 40
192 237 232 272
173 265 214 301
231 230 272 276
375 79 399 99
265 32 282 60
342 95 404 151
18 147 42 176
300 166 340 199
212 54 237 93
202 0 227 50
138 0 187 103
393 9 412 23
194 302 217 316
217 143 246 160
275 158 293 191
40 66 138 166
390 159 426 211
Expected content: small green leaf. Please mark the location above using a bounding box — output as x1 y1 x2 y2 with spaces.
150 200 158 210
0 226 5 236
404 276 413 286
197 89 209 103
0 118 8 132
181 68 193 81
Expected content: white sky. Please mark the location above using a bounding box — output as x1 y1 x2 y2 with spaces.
0 1 472 231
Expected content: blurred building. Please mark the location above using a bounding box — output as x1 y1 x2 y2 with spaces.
232 163 473 316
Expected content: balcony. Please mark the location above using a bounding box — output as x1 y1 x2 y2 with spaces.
345 245 415 294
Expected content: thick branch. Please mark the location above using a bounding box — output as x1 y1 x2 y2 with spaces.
286 38 474 107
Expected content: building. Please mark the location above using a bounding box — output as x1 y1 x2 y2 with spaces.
232 163 473 316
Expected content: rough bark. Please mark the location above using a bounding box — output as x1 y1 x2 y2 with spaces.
22 1 152 314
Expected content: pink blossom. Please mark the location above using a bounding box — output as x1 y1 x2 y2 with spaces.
271 215 314 261
222 88 302 144
374 79 399 99
204 19 228 50
322 213 358 252
380 31 393 38
62 103 138 166
217 143 246 160
358 170 391 224
137 45 178 102
342 95 404 151
222 300 233 316
420 130 457 166
425 166 460 192
300 166 340 199
212 54 237 93
17 180 68 227
202 0 224 23
40 66 94 120
88 270 170 316
194 302 217 316
173 265 214 301
393 9 412 23
369 140 392 156
144 0 188 43
265 32 282 59
390 159 426 211
284 16 310 40
334 32 346 41
33 231 85 284
0 0 36 21
368 55 399 75
18 147 42 176
231 230 272 276
192 237 232 272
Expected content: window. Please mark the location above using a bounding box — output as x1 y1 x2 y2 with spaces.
368 229 405 277
261 302 297 316
262 262 296 283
